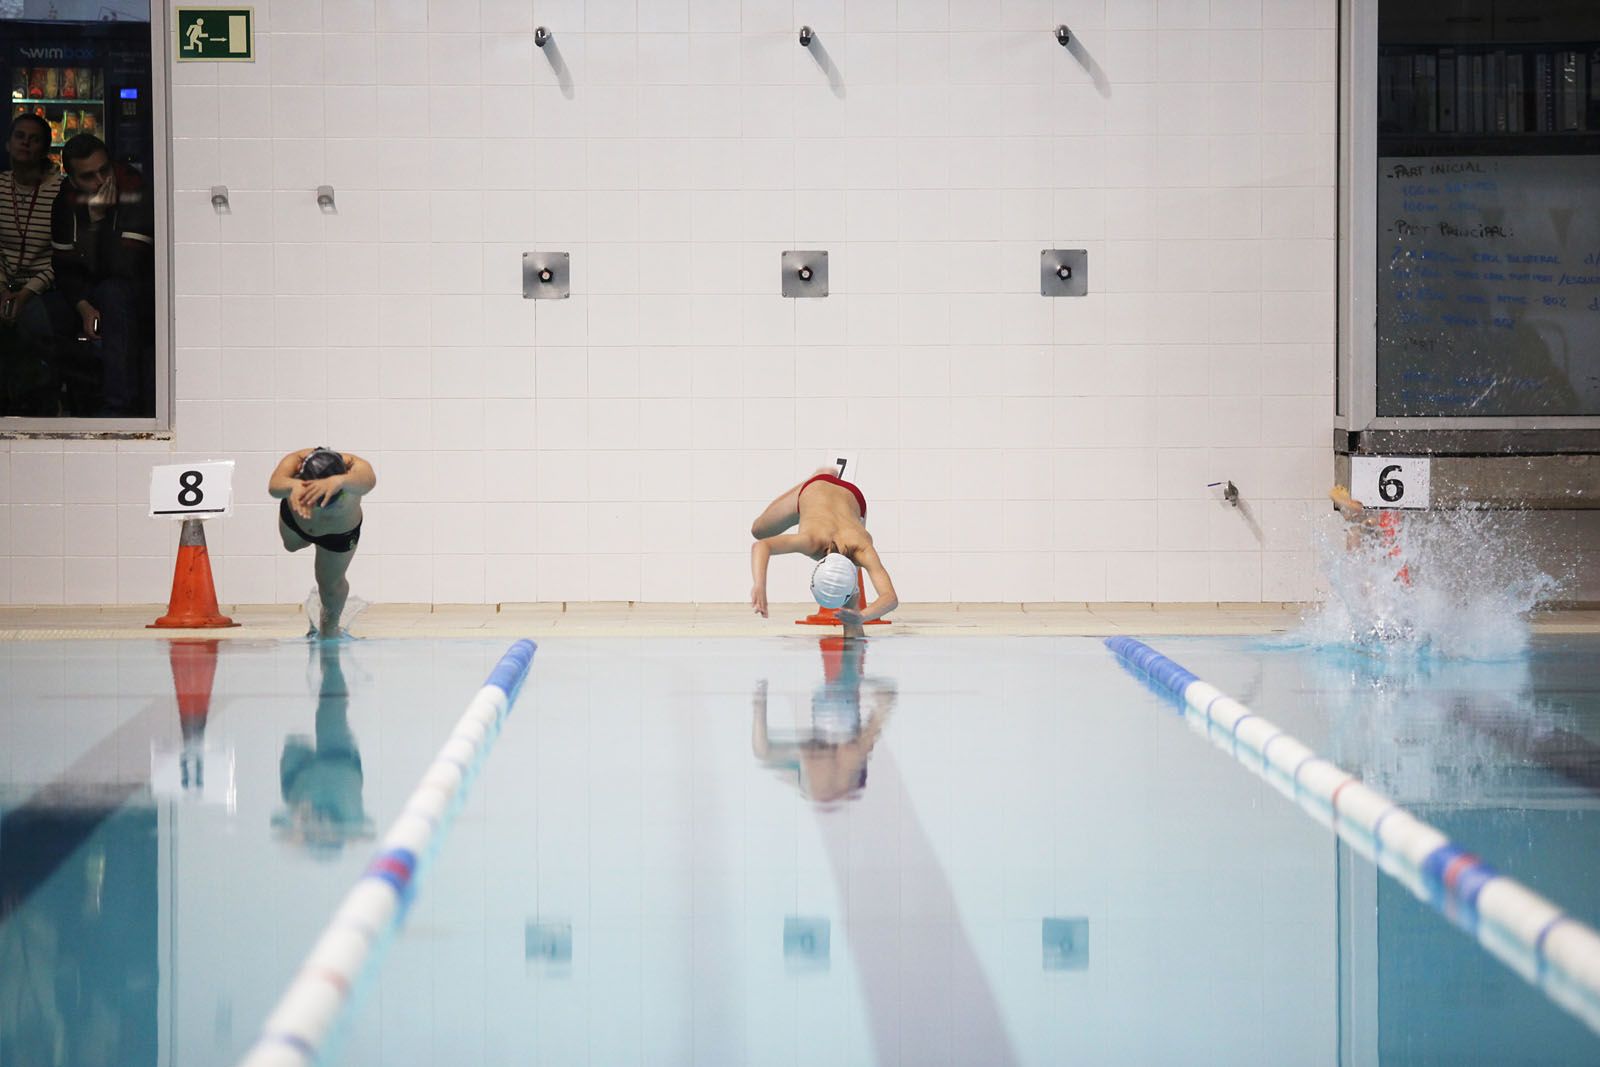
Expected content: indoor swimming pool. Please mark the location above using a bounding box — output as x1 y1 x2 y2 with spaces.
2 633 1598 1066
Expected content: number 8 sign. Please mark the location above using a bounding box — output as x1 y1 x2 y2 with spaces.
149 461 236 519
1350 456 1431 510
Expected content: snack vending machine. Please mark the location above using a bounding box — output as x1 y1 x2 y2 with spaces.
5 20 151 171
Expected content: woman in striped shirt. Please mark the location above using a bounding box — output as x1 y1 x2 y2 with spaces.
1 112 67 414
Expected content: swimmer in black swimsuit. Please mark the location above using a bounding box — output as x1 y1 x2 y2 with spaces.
269 447 376 636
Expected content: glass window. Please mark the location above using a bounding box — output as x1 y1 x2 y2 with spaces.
1375 2 1600 417
2 0 163 426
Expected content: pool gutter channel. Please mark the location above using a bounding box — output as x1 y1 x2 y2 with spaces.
1105 636 1600 1038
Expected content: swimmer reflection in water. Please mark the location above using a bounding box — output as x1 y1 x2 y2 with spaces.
272 640 374 857
269 447 376 637
752 637 897 805
749 468 898 639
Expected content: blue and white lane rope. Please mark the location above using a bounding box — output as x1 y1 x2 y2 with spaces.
1105 636 1600 1037
238 639 538 1067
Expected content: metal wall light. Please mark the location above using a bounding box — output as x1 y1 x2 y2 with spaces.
782 251 828 297
1041 250 1088 296
523 252 571 298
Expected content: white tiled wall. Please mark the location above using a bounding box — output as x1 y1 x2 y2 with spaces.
1 0 1337 605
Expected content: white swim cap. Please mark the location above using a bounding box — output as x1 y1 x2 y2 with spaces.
810 552 858 609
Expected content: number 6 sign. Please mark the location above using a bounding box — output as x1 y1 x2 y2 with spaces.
1350 456 1431 510
149 461 236 519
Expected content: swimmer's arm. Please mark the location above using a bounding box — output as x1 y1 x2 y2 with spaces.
750 534 811 617
337 455 377 496
299 455 378 510
840 545 898 624
1329 484 1385 527
268 450 314 499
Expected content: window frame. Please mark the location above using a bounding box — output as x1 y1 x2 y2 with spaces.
0 3 173 440
1337 0 1600 445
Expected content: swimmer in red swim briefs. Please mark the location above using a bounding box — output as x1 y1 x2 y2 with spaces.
749 467 898 638
1330 484 1412 585
269 447 377 636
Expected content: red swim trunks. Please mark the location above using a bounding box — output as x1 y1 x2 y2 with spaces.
799 473 867 518
1377 510 1411 586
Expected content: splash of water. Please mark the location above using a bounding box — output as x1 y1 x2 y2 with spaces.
1292 506 1566 660
303 589 370 640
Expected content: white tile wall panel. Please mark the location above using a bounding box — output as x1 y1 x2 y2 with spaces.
2 1 1338 604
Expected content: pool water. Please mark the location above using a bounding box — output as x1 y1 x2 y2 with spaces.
2 634 1598 1066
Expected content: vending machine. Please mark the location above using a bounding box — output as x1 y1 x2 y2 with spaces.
5 18 151 173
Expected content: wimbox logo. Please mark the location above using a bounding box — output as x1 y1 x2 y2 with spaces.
18 46 99 62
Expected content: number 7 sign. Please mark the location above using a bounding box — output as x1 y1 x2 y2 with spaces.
150 461 236 519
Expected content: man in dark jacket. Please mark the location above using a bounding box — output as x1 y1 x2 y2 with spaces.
50 134 153 416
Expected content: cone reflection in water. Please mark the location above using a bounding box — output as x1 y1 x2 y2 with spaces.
169 639 220 742
169 639 221 791
150 518 239 628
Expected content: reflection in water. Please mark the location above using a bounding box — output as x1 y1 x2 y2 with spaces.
170 638 219 794
1308 645 1600 1060
750 637 1020 1064
1317 649 1600 807
271 640 373 856
751 636 895 805
0 807 157 1066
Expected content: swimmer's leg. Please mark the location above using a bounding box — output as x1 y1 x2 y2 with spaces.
279 515 311 552
312 544 355 637
751 485 803 539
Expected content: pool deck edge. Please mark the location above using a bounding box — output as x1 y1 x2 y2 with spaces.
3 602 1599 639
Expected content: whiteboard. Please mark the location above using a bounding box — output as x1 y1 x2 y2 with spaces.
1376 154 1600 417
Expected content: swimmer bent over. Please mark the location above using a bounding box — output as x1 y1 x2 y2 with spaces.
750 468 898 638
269 447 376 636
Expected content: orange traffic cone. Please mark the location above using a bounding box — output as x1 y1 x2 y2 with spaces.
796 570 890 627
150 519 239 629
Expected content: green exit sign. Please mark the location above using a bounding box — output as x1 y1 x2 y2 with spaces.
176 7 254 62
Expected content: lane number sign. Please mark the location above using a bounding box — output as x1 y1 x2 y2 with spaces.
829 452 859 481
150 461 236 519
1350 456 1430 510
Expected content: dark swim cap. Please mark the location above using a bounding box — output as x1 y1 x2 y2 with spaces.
296 448 347 481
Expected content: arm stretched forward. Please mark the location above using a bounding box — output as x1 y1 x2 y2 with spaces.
750 533 814 617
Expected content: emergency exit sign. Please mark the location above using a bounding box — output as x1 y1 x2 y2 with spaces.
176 8 254 62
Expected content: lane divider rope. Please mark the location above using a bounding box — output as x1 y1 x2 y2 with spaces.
237 638 538 1067
1105 635 1600 1037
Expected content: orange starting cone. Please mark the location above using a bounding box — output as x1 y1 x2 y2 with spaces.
150 519 238 629
797 570 890 627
